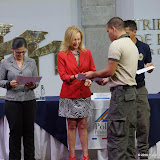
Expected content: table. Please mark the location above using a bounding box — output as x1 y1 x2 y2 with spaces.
1 94 160 160
32 95 160 149
0 97 109 160
0 97 68 147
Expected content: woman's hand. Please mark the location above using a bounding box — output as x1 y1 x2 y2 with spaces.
25 82 35 89
70 74 78 82
10 80 19 88
84 79 92 87
74 74 78 79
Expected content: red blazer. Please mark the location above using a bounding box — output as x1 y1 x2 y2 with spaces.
57 49 96 99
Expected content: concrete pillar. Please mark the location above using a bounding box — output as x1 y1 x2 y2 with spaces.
81 0 116 93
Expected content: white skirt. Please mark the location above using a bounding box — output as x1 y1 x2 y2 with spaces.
59 97 93 118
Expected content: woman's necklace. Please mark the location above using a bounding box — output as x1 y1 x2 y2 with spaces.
71 50 79 64
71 49 79 54
72 52 79 55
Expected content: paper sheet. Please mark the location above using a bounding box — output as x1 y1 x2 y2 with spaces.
16 76 42 85
77 73 103 81
136 66 155 75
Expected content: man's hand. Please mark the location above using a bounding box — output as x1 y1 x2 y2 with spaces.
84 71 95 79
96 78 109 86
10 80 19 88
145 63 154 73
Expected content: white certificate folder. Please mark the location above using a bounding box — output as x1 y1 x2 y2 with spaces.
136 66 155 75
16 76 42 85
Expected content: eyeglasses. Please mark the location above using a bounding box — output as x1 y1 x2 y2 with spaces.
14 51 26 54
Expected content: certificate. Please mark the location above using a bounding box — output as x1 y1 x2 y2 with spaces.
77 73 103 81
16 76 42 85
136 66 155 75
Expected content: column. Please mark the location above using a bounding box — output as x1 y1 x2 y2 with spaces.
81 0 116 93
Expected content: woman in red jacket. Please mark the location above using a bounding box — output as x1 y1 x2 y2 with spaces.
57 25 96 160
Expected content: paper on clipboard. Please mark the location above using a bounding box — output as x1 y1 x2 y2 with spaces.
136 66 155 75
16 76 42 85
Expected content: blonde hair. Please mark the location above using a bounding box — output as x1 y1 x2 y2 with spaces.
60 25 85 53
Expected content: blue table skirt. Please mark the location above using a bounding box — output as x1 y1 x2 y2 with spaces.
0 94 160 148
148 94 160 148
35 96 67 147
0 99 4 120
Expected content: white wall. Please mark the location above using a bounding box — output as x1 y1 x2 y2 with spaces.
0 0 82 96
134 0 160 94
116 0 160 93
116 0 134 20
1 0 159 96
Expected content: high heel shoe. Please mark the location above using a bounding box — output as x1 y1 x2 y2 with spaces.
82 155 89 160
69 155 76 160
